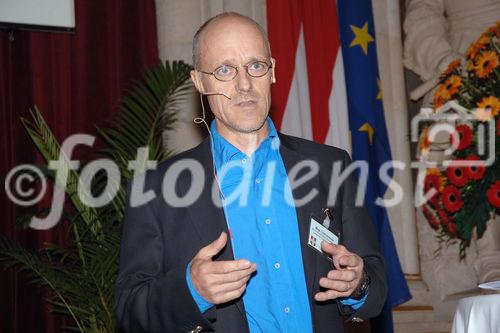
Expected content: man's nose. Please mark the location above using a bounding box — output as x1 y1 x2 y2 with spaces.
235 69 251 93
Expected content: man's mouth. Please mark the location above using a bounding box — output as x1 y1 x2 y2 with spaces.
236 100 256 107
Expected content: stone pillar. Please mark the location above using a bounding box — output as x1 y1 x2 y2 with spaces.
372 0 420 275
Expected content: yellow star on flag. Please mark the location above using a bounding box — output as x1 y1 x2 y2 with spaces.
349 22 374 55
358 122 374 145
377 78 383 100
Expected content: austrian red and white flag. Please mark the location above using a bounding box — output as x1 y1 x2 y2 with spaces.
266 0 350 153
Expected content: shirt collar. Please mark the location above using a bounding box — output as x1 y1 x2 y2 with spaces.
210 117 279 167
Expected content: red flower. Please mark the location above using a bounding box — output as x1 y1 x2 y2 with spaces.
423 205 440 229
447 222 457 234
464 155 485 180
446 164 468 187
424 174 445 193
424 169 445 207
437 206 457 234
428 193 440 208
487 181 500 208
438 209 453 225
451 124 473 150
442 185 464 213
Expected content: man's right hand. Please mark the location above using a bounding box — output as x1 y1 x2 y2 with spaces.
189 232 257 304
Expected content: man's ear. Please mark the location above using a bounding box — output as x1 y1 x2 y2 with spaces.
270 58 276 84
190 69 205 93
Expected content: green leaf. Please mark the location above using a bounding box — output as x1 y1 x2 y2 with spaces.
1 60 192 332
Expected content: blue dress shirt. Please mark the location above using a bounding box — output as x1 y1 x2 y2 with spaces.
186 119 366 332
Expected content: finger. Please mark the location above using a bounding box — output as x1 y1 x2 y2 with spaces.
198 232 228 259
214 284 247 304
213 275 251 294
326 269 356 282
211 265 256 284
321 242 347 256
314 289 350 302
319 277 351 292
202 265 255 285
208 260 255 274
338 254 361 268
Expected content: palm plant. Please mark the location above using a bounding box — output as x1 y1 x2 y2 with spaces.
0 60 193 332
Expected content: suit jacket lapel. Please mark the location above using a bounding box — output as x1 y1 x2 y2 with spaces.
279 134 323 307
180 138 248 325
182 139 229 251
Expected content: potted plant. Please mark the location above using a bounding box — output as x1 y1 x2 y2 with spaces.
0 60 193 332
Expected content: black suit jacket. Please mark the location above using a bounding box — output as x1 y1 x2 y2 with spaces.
115 133 387 333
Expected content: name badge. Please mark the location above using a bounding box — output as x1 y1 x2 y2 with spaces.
308 214 339 259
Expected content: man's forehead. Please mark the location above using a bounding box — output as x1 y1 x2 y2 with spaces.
198 18 268 65
203 17 263 43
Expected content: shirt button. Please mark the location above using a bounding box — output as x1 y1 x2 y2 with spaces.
241 158 247 164
274 262 280 269
255 178 261 184
284 307 290 313
265 218 271 225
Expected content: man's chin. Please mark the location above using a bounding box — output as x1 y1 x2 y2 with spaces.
227 118 268 134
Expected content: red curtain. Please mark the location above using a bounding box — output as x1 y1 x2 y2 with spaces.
0 1 158 331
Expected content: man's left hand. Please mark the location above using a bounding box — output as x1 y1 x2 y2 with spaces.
314 242 364 302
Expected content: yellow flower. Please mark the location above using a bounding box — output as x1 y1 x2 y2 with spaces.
476 34 491 48
475 108 493 122
474 51 499 78
477 96 500 117
434 76 459 109
466 42 482 60
441 59 462 77
433 93 447 108
425 168 446 192
434 75 462 107
427 168 441 177
486 21 500 37
434 94 445 109
418 127 431 154
466 58 476 72
445 75 462 95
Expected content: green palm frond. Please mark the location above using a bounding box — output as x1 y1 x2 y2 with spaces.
21 110 103 235
98 60 193 221
99 60 192 170
0 238 87 332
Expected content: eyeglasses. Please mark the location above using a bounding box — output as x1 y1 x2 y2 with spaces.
197 61 272 82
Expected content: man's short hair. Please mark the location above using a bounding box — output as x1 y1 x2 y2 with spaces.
192 12 271 68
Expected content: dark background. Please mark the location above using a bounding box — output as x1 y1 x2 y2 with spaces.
0 1 158 331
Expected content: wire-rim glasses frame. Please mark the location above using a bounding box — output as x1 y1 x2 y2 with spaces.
197 60 273 82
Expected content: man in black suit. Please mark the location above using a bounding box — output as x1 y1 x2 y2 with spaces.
115 12 386 333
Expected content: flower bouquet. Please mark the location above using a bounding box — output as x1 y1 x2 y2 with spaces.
420 21 500 258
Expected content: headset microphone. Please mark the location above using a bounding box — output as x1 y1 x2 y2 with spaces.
200 91 232 100
193 91 231 129
192 89 234 251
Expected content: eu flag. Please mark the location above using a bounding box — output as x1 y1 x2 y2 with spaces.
337 0 412 331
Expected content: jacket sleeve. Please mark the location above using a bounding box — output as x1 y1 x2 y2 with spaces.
114 182 214 333
403 0 462 80
338 150 388 320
